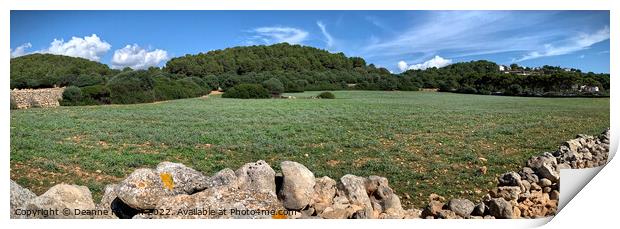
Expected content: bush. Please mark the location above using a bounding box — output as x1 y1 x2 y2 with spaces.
317 91 335 99
61 86 84 105
506 84 523 96
262 78 284 96
457 85 478 94
106 70 156 104
81 85 111 104
154 77 208 101
222 84 270 99
60 73 106 87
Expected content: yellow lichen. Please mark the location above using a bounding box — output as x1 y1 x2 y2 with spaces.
159 172 175 191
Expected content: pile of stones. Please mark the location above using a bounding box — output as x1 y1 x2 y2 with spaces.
10 87 65 109
9 129 609 219
421 129 609 219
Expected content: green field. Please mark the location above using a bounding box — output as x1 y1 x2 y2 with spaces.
10 91 609 207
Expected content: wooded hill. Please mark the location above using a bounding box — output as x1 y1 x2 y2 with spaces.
10 43 610 105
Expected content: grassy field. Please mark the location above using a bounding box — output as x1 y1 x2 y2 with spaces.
10 91 609 207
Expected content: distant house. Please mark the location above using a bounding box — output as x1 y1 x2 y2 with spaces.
498 65 511 73
580 85 599 93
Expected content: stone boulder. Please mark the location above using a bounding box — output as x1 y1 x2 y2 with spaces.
207 168 238 188
498 172 522 187
367 176 404 218
279 161 316 210
486 198 514 219
10 180 37 219
447 198 475 218
94 184 120 219
235 160 277 195
151 184 284 219
527 153 559 182
155 162 210 195
312 176 337 214
22 184 96 219
116 168 172 210
340 175 374 218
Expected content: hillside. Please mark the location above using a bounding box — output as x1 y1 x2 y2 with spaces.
401 60 610 96
10 54 118 89
10 44 610 100
163 43 401 91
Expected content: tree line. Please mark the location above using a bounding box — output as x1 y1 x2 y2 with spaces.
10 43 610 105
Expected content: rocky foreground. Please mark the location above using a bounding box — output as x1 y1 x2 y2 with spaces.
10 129 609 219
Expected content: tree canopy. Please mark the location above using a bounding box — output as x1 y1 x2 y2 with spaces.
10 53 118 89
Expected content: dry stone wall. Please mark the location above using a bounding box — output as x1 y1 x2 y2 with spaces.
10 87 65 109
9 129 610 219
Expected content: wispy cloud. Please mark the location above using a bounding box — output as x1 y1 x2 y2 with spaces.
513 26 609 62
364 16 394 33
363 11 608 65
247 26 308 45
316 21 334 47
10 43 32 58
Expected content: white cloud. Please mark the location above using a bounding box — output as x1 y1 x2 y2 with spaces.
42 34 111 61
10 35 111 61
397 60 409 72
514 26 609 62
10 43 32 58
398 56 452 72
111 44 168 69
249 26 309 44
317 21 334 47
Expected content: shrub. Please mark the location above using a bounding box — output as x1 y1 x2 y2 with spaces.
61 86 83 105
106 70 156 104
285 79 307 92
60 73 106 87
506 84 524 96
81 85 111 104
262 78 284 96
222 84 270 99
317 91 335 99
457 85 478 94
186 76 210 89
154 77 208 101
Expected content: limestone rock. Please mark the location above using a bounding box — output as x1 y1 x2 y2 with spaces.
116 168 171 210
23 184 95 219
312 176 337 214
486 198 514 219
527 153 559 182
279 161 316 210
498 172 522 187
340 174 374 218
10 180 37 219
152 185 283 219
447 198 475 217
367 175 404 216
155 162 210 195
94 184 119 219
207 168 238 188
472 202 486 216
235 160 277 195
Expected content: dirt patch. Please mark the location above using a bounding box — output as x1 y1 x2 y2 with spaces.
326 159 341 167
10 160 121 196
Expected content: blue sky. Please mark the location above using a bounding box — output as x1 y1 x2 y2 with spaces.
10 10 610 73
